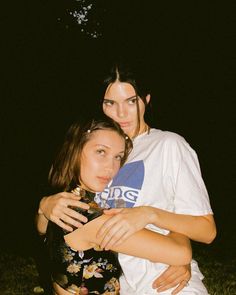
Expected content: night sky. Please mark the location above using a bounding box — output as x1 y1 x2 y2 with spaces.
1 1 235 258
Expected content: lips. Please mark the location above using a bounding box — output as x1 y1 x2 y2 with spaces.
118 122 130 128
97 176 111 184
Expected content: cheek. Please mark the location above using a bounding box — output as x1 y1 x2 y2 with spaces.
102 105 109 115
131 106 139 118
112 162 121 177
103 106 114 119
80 158 93 180
80 165 88 182
84 158 97 172
138 101 146 116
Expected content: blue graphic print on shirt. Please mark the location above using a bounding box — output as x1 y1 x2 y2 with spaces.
96 161 145 208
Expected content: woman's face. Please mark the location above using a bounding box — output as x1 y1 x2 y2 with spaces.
103 81 148 138
79 129 125 192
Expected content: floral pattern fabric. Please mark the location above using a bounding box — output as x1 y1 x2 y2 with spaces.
46 188 121 295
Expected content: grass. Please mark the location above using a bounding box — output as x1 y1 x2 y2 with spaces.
193 248 236 295
0 253 39 295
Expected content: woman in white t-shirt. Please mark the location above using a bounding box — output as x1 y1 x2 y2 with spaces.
37 58 216 294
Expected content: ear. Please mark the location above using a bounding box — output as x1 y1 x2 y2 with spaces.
145 94 151 105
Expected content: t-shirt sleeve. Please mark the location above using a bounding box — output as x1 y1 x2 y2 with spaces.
164 134 213 216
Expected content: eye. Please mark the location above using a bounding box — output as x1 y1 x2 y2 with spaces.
115 154 124 161
96 149 105 156
128 97 138 105
103 99 114 106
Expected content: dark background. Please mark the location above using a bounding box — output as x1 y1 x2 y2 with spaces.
1 1 235 261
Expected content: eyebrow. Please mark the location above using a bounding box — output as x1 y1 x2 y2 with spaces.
104 95 137 102
96 144 124 151
96 144 125 154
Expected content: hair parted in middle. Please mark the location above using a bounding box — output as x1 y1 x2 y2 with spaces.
99 56 153 137
48 116 132 192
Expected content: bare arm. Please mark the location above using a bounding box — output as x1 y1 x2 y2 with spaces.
64 214 192 266
147 207 216 244
97 206 216 250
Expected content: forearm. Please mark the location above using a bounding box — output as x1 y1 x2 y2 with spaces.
112 229 192 265
147 206 216 244
64 215 192 265
35 197 49 235
35 212 49 234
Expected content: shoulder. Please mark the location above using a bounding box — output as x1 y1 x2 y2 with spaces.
148 129 197 157
149 128 188 146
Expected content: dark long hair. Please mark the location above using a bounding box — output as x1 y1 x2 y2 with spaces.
100 57 153 136
48 117 132 192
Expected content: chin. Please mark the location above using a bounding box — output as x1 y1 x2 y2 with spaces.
124 126 134 136
97 185 107 192
87 183 106 193
97 183 109 192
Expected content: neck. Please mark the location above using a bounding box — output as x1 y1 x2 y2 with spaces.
139 123 149 135
131 123 149 139
71 185 95 198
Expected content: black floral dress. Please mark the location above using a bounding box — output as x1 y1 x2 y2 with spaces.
46 188 121 295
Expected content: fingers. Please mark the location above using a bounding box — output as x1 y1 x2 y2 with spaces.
97 215 135 250
152 265 191 294
64 207 88 224
97 208 144 249
61 210 88 229
154 271 180 293
171 280 189 295
50 207 89 232
67 199 90 211
61 193 90 211
96 212 122 238
103 208 123 215
100 225 128 250
43 192 90 230
155 276 184 293
58 192 82 201
54 218 74 232
54 202 89 227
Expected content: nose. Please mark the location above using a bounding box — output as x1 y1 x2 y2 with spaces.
104 157 117 177
117 104 126 118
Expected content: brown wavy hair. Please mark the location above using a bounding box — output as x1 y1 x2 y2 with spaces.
48 117 132 192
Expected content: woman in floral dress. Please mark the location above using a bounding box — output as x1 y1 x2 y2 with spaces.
36 117 191 295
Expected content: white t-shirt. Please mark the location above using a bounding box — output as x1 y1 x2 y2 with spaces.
96 129 213 294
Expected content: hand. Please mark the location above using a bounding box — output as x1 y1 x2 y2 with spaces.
152 264 191 294
39 192 90 231
96 206 151 250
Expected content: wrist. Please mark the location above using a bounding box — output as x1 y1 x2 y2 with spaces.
145 206 157 224
38 207 44 215
38 197 48 219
